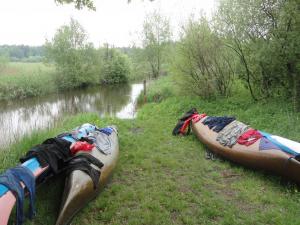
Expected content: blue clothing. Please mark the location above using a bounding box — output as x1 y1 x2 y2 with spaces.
202 116 236 132
0 158 40 197
260 131 300 156
8 166 36 219
98 127 113 136
259 137 281 151
0 170 24 225
58 123 99 142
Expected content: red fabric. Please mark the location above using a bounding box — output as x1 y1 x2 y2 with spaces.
179 113 207 135
71 141 94 155
192 113 207 123
237 129 262 146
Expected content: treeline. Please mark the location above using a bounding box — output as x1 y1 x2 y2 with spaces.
45 19 132 89
160 0 299 111
0 45 45 62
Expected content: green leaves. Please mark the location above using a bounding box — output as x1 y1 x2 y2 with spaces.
45 18 98 89
55 0 96 10
142 11 171 78
100 47 131 84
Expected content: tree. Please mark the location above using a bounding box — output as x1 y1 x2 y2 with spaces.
98 45 131 84
45 18 98 89
142 11 171 78
215 0 300 109
173 16 235 98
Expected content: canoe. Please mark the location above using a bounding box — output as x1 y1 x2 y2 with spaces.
55 125 119 225
174 109 300 184
0 123 117 225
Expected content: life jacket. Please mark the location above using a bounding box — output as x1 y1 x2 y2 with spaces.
172 108 206 135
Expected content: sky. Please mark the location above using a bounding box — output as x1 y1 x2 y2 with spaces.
0 0 216 47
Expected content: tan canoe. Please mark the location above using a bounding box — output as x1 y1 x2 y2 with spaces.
55 126 119 225
192 116 300 184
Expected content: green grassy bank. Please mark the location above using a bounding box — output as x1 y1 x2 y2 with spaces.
1 76 300 225
0 62 56 100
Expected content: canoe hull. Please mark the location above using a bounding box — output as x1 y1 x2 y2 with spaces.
55 127 119 225
192 119 300 184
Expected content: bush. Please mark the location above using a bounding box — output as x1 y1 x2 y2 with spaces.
171 17 234 98
100 48 130 84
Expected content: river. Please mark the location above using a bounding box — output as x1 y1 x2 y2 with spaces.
0 83 143 149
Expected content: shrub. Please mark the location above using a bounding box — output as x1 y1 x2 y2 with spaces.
100 48 130 84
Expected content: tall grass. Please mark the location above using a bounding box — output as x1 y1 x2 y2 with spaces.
0 62 56 100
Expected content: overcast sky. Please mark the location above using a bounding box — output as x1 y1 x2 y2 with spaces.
0 0 216 47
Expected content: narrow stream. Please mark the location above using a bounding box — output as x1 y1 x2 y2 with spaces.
0 83 143 149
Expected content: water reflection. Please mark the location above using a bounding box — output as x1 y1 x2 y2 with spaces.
0 83 143 148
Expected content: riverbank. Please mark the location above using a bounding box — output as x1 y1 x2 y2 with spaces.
0 62 142 101
0 62 57 100
1 76 300 224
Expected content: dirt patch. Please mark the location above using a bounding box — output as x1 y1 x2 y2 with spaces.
0 67 18 76
129 127 144 134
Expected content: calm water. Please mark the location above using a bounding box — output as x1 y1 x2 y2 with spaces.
0 83 143 148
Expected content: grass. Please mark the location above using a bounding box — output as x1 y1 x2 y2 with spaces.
1 76 300 224
0 62 56 100
0 62 54 77
138 75 177 104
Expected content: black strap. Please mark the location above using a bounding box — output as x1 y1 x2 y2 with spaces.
63 154 104 189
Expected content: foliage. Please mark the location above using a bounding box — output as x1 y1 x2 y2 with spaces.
54 0 155 10
173 16 235 98
98 45 131 84
214 0 300 108
0 45 44 62
55 0 95 10
45 18 99 90
142 11 171 78
122 46 149 81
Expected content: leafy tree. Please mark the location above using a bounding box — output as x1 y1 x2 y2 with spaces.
99 45 131 84
142 11 171 78
173 16 234 98
45 18 98 89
